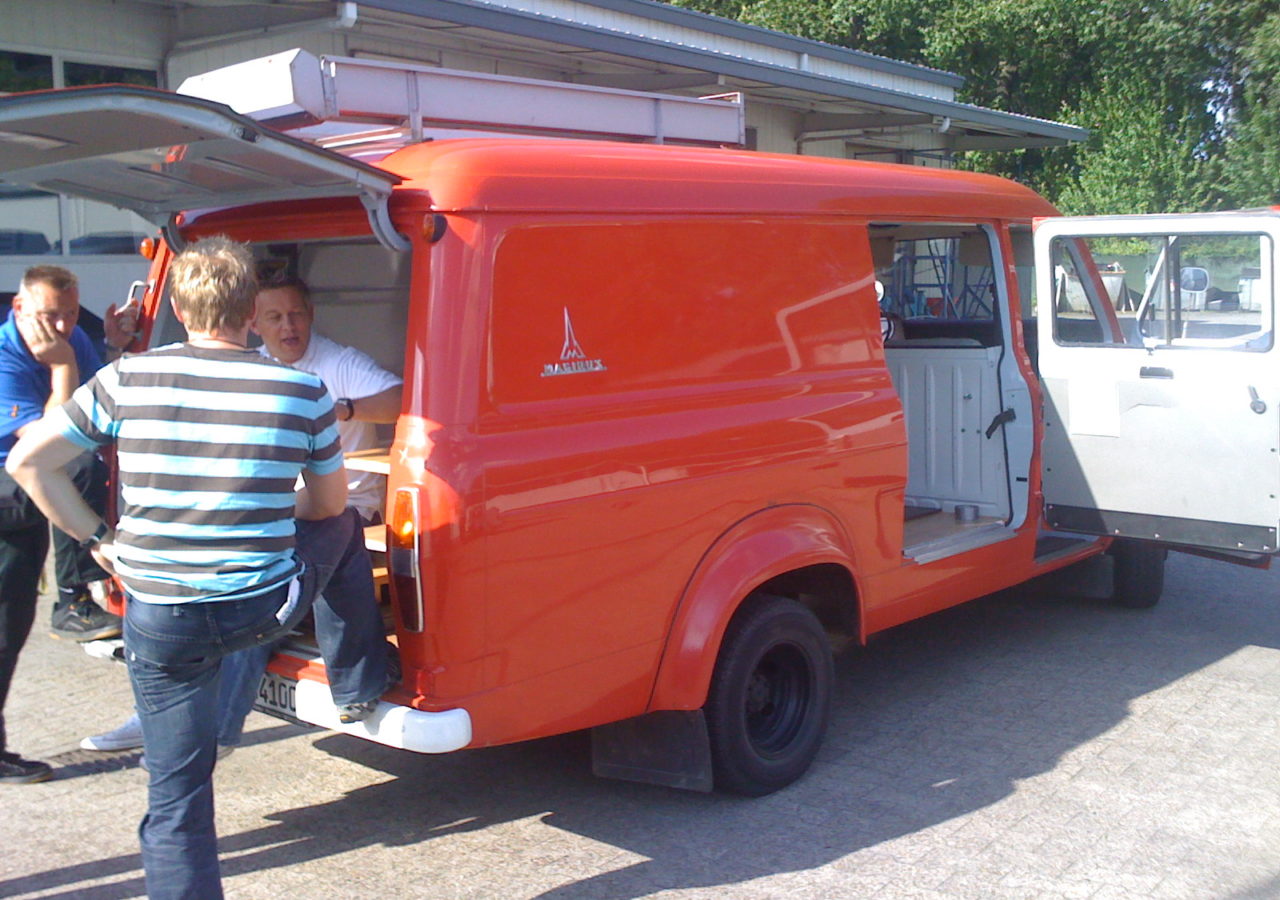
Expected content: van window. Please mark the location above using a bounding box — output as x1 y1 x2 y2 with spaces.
870 224 1001 347
874 228 997 322
488 220 873 405
1049 232 1273 351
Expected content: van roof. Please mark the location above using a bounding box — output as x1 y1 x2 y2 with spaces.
379 138 1059 220
184 137 1058 238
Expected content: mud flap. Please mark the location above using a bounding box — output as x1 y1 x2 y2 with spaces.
591 710 714 792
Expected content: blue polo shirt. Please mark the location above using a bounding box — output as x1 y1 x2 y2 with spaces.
0 311 103 464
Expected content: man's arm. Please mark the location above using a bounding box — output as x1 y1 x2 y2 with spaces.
296 467 348 521
345 384 402 424
6 416 112 565
20 316 78 420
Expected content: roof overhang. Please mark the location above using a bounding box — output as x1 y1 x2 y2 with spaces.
348 0 1086 151
158 0 1085 153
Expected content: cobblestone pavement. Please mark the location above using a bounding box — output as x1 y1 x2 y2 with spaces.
1 551 1278 900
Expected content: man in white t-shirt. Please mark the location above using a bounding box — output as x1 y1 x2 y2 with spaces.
251 275 403 524
80 274 403 753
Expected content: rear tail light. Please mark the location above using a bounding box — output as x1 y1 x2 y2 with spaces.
389 487 424 632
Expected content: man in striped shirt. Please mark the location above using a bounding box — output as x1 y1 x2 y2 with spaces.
7 236 386 900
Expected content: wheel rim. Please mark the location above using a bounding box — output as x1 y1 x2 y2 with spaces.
743 642 812 758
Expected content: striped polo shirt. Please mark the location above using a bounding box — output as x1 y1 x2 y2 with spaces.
53 342 344 605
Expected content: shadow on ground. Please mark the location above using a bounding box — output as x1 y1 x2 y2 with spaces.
3 553 1276 899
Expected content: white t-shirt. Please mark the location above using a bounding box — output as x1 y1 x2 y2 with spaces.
261 332 402 521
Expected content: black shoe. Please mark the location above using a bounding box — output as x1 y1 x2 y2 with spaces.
0 751 53 784
51 598 122 642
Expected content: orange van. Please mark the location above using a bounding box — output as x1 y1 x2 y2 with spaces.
1 80 1274 796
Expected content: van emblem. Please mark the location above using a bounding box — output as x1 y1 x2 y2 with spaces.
541 308 607 377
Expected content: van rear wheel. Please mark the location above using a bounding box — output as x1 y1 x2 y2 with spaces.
1111 539 1167 609
704 595 833 796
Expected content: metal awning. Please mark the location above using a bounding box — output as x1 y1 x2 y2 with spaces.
351 0 1087 152
0 86 407 250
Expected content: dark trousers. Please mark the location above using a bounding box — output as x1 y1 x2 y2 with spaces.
215 508 389 745
129 509 387 899
0 453 109 754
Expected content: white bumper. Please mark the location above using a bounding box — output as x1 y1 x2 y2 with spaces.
294 678 472 753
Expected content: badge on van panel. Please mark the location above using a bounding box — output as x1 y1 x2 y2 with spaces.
541 308 607 377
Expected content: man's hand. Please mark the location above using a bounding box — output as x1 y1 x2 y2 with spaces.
20 314 76 368
90 534 119 577
104 300 139 351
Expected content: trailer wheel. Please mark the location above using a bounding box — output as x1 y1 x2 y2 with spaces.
704 595 833 796
1111 540 1167 609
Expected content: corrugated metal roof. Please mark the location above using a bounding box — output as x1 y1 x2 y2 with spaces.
356 0 1086 147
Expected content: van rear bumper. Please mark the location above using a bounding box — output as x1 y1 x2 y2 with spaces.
293 677 472 753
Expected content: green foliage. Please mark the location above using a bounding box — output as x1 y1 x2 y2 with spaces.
663 0 1280 213
1223 10 1280 207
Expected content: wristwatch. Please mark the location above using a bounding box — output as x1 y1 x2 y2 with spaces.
80 521 109 549
337 397 355 421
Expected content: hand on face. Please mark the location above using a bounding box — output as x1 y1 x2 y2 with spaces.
14 282 80 369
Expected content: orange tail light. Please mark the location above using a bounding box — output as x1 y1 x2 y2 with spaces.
389 486 425 632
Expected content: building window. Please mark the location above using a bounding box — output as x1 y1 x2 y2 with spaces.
64 61 157 88
0 51 54 93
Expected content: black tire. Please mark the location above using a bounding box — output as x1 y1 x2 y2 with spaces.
704 595 833 796
1111 540 1167 609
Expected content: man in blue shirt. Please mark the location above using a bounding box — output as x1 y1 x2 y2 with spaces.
0 265 133 784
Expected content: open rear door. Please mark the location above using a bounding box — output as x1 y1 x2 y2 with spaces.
1035 212 1280 558
0 85 404 249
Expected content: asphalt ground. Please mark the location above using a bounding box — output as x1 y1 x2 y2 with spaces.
1 550 1278 899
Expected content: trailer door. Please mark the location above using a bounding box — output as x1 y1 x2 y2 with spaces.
1034 213 1280 556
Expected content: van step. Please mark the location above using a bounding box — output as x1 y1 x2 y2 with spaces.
1034 534 1092 561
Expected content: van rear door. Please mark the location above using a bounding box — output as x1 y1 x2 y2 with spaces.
0 85 403 249
1034 213 1280 558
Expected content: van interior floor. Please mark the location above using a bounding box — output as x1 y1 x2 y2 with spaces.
903 508 1004 549
904 505 940 522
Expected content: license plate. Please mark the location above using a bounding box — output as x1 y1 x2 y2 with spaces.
255 670 298 720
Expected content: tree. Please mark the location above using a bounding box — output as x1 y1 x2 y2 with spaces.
1224 10 1280 207
664 0 1280 213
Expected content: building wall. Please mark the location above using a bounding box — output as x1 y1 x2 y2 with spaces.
0 0 167 75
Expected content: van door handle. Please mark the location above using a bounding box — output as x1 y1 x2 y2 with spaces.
985 408 1016 439
1249 386 1266 415
1140 366 1173 379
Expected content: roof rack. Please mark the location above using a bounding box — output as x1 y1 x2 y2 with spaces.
177 49 745 159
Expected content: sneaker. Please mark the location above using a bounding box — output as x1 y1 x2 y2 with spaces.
0 751 53 784
337 699 379 724
81 713 143 751
51 598 122 642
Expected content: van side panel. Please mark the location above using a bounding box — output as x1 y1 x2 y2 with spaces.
464 216 904 746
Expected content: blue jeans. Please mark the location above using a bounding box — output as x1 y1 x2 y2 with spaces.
215 509 389 747
125 584 296 900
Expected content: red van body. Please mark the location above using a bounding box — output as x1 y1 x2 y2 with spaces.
3 86 1275 795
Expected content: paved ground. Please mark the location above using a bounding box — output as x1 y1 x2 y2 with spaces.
1 551 1278 899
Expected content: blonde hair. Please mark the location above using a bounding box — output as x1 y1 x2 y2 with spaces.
19 265 78 296
168 236 257 332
